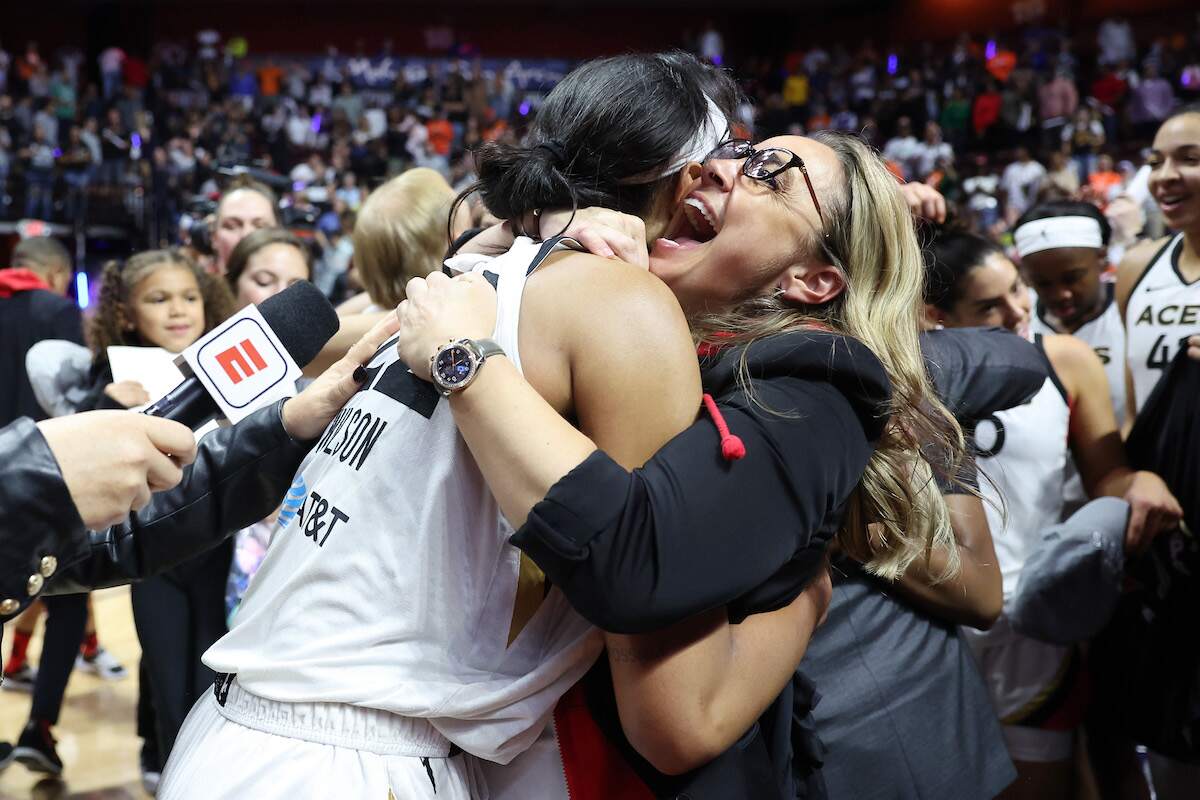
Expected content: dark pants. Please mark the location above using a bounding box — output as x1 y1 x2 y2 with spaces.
29 593 88 725
137 659 161 770
131 542 230 762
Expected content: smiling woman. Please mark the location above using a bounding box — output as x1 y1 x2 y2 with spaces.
87 250 235 363
1117 104 1200 421
385 126 970 800
925 229 1181 800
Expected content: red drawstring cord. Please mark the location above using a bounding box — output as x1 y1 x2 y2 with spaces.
702 393 746 461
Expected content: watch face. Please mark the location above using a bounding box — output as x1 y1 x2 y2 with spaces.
435 344 476 388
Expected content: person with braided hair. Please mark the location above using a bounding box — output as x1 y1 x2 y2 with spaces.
76 250 234 787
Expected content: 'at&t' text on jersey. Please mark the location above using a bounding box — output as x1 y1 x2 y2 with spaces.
203 238 601 764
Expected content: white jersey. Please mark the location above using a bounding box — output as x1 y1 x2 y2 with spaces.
1125 234 1194 415
973 337 1070 598
204 237 602 764
1030 284 1125 517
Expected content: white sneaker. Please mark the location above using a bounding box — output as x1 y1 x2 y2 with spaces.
142 768 161 796
2 664 37 692
75 648 128 681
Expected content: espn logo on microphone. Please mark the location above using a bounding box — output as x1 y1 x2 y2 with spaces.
192 316 291 411
216 339 269 384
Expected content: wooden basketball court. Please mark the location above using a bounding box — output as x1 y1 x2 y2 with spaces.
0 586 148 799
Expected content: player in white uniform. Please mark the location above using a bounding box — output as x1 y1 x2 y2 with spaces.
923 231 1180 800
1122 233 1192 414
1113 103 1200 800
1017 201 1126 518
159 53 744 799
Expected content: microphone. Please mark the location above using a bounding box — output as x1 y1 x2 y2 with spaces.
143 281 339 429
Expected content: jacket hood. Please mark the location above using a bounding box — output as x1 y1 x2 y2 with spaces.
700 329 892 443
0 268 52 299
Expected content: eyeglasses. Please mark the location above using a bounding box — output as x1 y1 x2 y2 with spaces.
703 139 826 230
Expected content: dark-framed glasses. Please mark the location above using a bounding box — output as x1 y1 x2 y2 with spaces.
703 139 826 230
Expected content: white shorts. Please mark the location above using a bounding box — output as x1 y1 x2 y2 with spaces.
963 615 1085 764
159 678 487 799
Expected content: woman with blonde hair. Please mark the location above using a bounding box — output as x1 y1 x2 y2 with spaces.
353 167 461 309
393 130 972 798
300 168 467 373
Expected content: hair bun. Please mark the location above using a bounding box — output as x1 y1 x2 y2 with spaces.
532 139 569 168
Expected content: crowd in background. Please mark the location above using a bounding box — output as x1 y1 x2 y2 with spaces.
0 12 1198 289
3 12 1200 799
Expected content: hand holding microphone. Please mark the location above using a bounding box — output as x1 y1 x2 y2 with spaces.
143 281 342 430
140 279 399 441
36 412 198 529
52 280 387 528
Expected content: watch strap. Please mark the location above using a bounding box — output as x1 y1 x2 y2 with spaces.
474 338 505 360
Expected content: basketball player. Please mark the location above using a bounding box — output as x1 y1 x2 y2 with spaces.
159 53 738 799
925 230 1180 800
1118 104 1200 422
1112 102 1200 800
1017 201 1125 517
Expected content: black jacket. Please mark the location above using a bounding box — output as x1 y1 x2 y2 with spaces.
0 400 313 634
1094 350 1200 762
514 330 889 637
511 326 1043 800
512 327 1039 634
515 329 888 800
0 286 84 426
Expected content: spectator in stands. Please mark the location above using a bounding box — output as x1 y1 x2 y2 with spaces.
973 79 1003 147
940 87 971 149
1044 149 1081 199
783 65 810 125
0 40 9 97
915 121 954 181
99 107 128 189
98 46 124 100
60 124 94 222
1130 62 1178 138
1097 16 1137 66
21 122 55 220
884 116 920 180
1086 153 1124 207
1001 145 1046 224
1039 68 1079 150
1063 106 1106 181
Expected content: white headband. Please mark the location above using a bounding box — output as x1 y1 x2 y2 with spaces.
620 95 729 185
1014 216 1104 257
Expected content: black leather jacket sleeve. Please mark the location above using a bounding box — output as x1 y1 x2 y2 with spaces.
47 400 313 595
0 417 90 619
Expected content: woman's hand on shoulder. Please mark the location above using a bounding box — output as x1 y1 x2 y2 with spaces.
395 271 499 380
282 313 401 440
539 207 649 269
104 380 151 409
